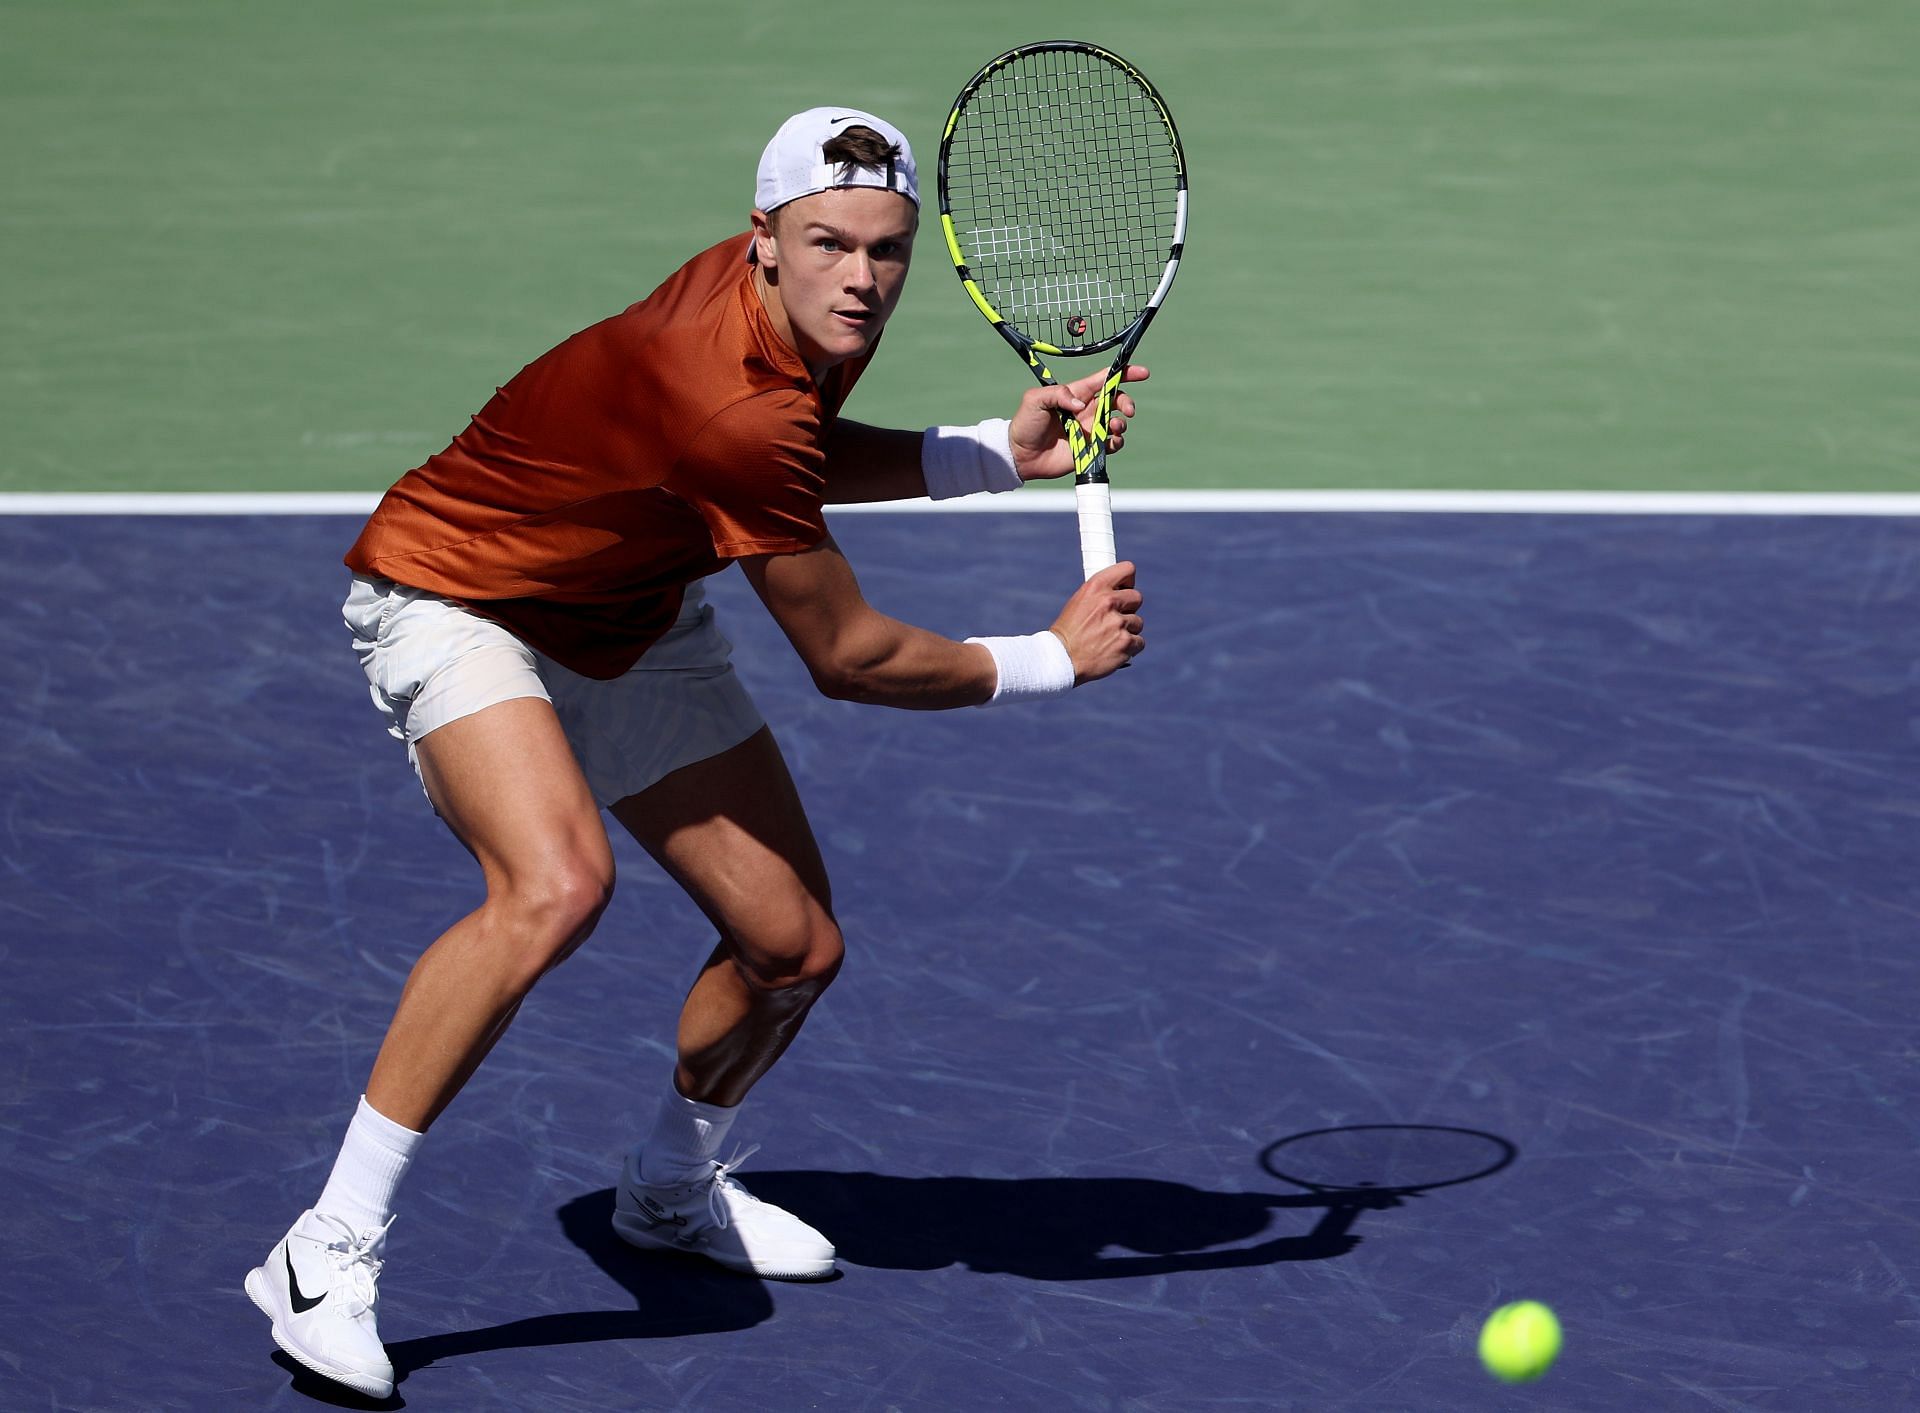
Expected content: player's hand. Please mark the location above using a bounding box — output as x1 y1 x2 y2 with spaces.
1009 365 1150 483
1049 562 1144 684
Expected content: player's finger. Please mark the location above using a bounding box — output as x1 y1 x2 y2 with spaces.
1029 383 1087 415
1121 614 1144 635
1113 588 1143 613
1089 560 1136 589
1061 367 1106 403
1114 393 1136 418
1117 363 1150 385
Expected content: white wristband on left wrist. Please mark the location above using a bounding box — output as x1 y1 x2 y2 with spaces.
922 419 1020 500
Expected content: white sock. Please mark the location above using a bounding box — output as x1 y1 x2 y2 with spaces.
313 1095 424 1234
636 1081 740 1186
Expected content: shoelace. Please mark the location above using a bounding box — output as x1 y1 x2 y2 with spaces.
307 1211 395 1312
703 1144 763 1232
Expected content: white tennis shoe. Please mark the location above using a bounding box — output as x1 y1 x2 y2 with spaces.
244 1210 395 1398
612 1146 836 1281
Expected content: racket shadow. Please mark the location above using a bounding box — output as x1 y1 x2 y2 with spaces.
736 1170 1390 1280
1258 1123 1521 1255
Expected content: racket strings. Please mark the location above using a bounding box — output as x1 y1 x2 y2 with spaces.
946 47 1181 348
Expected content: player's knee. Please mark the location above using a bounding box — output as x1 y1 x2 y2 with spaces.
492 858 615 973
542 860 616 953
733 905 844 995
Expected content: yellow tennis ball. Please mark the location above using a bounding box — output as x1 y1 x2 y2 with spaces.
1478 1300 1562 1383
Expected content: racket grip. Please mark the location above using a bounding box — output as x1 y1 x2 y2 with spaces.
1076 480 1116 580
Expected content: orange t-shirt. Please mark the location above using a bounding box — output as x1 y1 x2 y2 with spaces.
344 233 872 679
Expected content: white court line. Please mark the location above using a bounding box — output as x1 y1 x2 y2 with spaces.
0 492 382 515
4 490 1920 517
838 490 1920 517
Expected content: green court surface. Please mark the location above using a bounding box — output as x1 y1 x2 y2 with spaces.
5 1 1915 495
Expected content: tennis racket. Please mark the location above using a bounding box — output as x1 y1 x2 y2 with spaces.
937 41 1188 580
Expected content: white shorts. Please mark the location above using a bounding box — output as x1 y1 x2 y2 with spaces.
343 574 765 807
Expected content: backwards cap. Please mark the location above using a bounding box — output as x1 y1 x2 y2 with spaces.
754 107 919 213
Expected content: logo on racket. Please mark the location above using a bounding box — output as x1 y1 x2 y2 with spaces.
1066 314 1089 339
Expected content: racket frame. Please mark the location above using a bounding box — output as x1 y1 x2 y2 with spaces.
936 40 1188 579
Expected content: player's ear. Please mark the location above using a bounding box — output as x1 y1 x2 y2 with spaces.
750 208 779 270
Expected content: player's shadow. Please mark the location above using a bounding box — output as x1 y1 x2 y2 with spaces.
735 1170 1395 1280
376 1189 774 1393
312 1149 1484 1398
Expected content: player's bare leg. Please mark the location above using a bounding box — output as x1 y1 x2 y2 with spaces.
612 726 841 1106
367 695 616 1131
248 695 614 1395
606 726 842 1278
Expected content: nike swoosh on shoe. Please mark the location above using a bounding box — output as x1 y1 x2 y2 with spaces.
285 1247 325 1315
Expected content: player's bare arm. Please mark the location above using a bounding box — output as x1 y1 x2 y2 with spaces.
817 422 924 504
742 536 1142 704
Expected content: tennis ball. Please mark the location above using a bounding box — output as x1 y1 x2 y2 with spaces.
1477 1300 1562 1383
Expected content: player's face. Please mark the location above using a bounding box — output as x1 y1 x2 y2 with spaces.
753 188 917 377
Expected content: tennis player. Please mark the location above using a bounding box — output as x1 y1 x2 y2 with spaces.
244 107 1147 1398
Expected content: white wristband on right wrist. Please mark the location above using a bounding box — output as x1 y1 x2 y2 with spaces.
965 631 1076 705
922 419 1020 500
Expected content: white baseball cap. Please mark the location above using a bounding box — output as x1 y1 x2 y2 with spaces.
754 106 919 213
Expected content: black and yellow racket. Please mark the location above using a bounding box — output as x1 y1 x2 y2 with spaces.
937 41 1188 579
